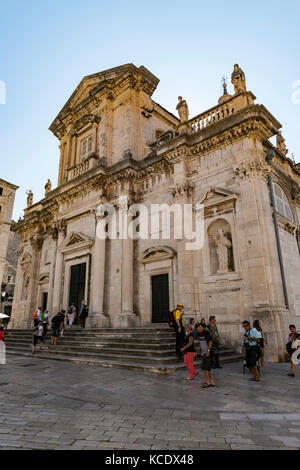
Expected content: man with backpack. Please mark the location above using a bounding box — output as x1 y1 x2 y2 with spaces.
242 320 261 382
173 303 185 356
79 301 89 328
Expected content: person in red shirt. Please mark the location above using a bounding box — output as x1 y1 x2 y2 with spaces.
0 325 4 342
0 325 5 365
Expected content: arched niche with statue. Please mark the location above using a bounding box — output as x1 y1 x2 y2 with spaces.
207 219 235 275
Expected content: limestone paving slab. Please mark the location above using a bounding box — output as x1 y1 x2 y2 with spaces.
0 356 299 450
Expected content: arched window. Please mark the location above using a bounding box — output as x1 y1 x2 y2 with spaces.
273 183 293 222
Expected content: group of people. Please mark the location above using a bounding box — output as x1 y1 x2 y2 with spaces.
31 301 89 354
172 303 222 388
171 303 300 386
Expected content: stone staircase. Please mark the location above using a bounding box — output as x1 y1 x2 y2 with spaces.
5 326 242 375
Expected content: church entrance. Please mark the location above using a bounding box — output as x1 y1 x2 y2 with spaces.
151 274 170 323
42 292 48 313
69 263 86 324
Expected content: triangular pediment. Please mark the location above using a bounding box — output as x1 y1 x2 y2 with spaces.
49 64 160 137
199 187 237 205
59 232 94 253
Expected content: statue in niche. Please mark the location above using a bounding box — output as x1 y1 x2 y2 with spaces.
26 190 33 208
276 131 288 156
215 229 232 274
231 64 247 94
176 96 189 122
45 179 52 195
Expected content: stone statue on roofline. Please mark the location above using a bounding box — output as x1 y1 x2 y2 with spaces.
26 190 33 208
176 96 189 122
231 64 247 94
276 131 288 156
45 179 52 195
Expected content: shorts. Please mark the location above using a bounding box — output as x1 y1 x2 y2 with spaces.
246 346 258 368
52 328 60 337
33 336 44 346
202 356 213 371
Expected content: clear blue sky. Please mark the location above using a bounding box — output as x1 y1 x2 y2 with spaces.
1 0 299 219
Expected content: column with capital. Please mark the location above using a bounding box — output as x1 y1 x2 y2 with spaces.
116 196 136 327
27 234 43 328
52 221 66 314
47 227 59 315
87 211 109 328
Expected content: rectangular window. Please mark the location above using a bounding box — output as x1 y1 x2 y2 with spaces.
80 136 93 160
0 188 3 196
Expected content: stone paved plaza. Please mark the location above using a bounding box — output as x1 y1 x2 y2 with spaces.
0 356 300 450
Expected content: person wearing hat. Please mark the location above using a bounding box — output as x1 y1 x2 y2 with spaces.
174 303 185 356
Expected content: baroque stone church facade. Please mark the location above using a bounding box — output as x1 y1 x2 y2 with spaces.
10 63 300 361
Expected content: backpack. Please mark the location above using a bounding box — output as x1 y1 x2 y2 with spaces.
168 310 176 328
32 311 38 320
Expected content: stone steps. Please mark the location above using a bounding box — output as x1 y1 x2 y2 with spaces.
6 343 237 363
5 327 243 374
6 350 242 375
5 339 176 350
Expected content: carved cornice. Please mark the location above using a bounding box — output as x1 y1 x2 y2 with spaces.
161 146 187 164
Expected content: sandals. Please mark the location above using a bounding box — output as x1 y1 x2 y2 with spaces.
288 373 295 377
201 383 210 388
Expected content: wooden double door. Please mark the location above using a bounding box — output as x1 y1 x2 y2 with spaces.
151 274 170 324
69 263 86 323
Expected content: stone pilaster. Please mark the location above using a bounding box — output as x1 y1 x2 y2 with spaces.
52 221 67 314
113 196 136 327
87 212 109 328
27 234 43 328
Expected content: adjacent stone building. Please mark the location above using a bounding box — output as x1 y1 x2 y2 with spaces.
0 230 20 317
0 179 19 308
10 63 300 361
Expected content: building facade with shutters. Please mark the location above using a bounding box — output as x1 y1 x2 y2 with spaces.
10 63 300 361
